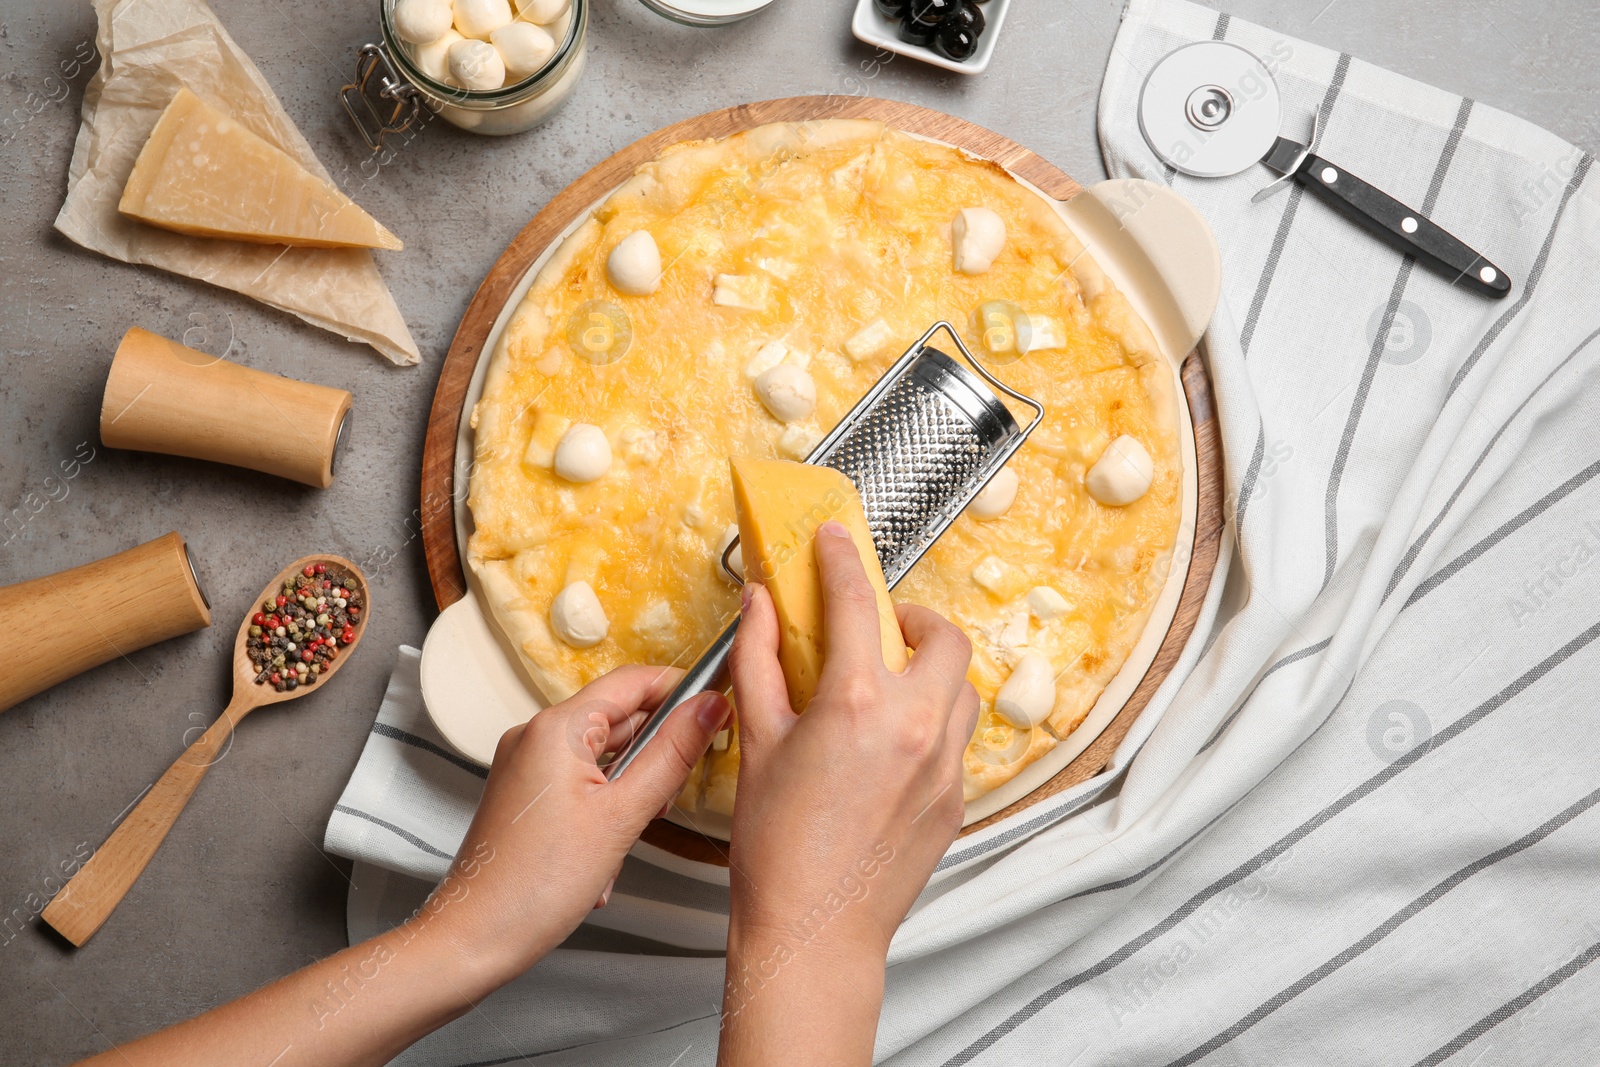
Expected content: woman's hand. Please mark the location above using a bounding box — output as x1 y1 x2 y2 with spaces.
425 665 730 989
77 666 727 1067
719 520 979 1065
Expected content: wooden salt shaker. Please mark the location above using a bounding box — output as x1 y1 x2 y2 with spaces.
0 532 211 713
100 327 352 488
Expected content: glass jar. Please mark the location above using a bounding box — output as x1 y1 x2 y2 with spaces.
343 0 588 148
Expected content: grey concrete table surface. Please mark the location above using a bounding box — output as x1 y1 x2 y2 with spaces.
0 0 1593 1062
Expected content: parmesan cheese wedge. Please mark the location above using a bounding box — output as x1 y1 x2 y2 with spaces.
118 88 403 251
730 458 907 714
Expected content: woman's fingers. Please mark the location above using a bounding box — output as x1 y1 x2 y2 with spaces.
605 691 729 823
571 663 685 715
928 683 977 836
592 708 651 758
814 522 889 678
944 681 981 764
594 865 622 909
896 603 974 700
729 582 796 750
529 664 688 768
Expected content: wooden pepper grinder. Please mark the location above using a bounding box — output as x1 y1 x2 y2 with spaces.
0 532 211 713
100 327 352 488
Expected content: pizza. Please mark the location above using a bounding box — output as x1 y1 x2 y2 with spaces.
466 119 1183 811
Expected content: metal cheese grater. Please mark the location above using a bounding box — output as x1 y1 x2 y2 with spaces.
604 322 1043 781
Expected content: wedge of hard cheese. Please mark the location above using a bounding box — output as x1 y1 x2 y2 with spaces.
730 458 908 714
118 88 402 251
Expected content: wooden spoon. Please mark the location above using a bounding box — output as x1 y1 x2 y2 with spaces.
41 554 370 947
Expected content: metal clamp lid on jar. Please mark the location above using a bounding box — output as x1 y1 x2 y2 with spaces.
342 0 588 150
341 42 433 152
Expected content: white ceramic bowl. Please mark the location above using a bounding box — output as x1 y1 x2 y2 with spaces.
850 0 1010 76
638 0 778 26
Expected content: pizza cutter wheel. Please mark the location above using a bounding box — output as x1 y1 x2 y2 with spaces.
1139 41 1511 298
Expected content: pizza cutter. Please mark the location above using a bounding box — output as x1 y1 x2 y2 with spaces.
1139 41 1511 298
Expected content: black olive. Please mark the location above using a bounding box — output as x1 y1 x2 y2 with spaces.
907 0 957 27
945 0 985 36
897 16 936 46
933 22 979 61
873 0 908 19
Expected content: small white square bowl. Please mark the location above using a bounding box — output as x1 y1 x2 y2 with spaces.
850 0 1010 76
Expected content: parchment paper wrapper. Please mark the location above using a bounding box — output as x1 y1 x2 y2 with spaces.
54 0 420 366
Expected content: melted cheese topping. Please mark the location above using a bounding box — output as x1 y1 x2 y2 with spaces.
468 121 1182 806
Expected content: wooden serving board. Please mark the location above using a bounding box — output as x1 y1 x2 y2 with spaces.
419 95 1224 867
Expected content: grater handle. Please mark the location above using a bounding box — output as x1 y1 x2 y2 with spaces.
603 618 738 781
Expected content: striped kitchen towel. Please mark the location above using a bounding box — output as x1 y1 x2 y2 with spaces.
324 0 1600 1061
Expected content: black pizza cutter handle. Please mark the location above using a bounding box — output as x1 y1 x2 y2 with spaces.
1291 151 1513 299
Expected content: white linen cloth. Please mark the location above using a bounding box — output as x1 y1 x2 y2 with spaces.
325 1 1600 1061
